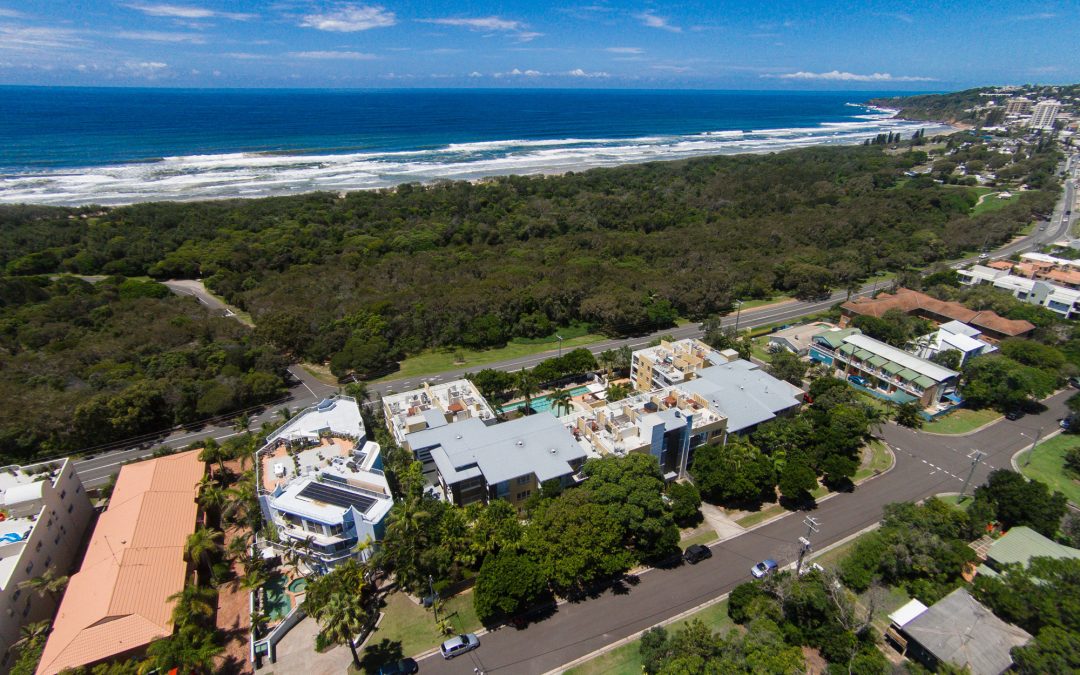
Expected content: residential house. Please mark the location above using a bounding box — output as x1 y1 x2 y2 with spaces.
888 588 1031 675
958 266 1080 318
35 451 204 675
257 397 393 570
821 332 960 407
840 288 1035 341
403 413 587 510
972 526 1080 578
630 338 722 391
0 460 92 673
767 322 839 356
911 320 998 366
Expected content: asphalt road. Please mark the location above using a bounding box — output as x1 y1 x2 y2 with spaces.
419 390 1072 675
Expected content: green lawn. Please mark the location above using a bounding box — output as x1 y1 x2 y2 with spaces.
373 333 606 385
972 192 1021 216
922 407 1001 435
363 590 481 660
679 528 719 550
1019 434 1080 505
564 600 732 675
934 493 970 509
750 338 774 363
812 528 879 568
854 440 894 482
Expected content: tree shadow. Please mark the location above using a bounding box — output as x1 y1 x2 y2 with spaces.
359 638 404 674
822 476 855 493
778 493 819 511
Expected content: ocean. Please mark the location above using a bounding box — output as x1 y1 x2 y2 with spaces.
0 87 948 206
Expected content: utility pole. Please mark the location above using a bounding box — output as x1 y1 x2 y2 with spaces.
959 450 986 500
1024 427 1043 467
795 516 820 575
556 334 564 357
732 300 744 335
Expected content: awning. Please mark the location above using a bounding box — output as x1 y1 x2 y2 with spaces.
944 392 963 403
854 348 874 360
838 343 856 355
914 375 936 388
897 368 920 381
882 362 904 374
868 355 888 367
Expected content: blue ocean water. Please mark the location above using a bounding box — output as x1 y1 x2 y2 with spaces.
0 87 945 205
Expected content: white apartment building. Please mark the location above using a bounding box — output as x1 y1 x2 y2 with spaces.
958 265 1080 319
1005 97 1033 115
383 380 496 460
1029 99 1061 130
257 397 393 571
0 460 92 672
630 338 723 391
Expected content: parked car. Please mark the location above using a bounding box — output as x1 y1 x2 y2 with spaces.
847 375 868 387
440 634 480 659
684 544 712 564
750 559 778 578
1069 376 1080 389
1005 409 1023 421
378 658 419 675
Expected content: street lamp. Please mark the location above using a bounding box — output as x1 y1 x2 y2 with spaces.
732 300 744 335
556 334 564 357
1018 427 1044 467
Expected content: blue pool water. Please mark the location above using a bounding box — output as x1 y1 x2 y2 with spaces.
504 385 591 414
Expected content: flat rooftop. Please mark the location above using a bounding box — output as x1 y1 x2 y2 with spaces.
265 396 365 447
384 379 495 443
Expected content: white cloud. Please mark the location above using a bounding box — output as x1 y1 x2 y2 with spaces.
468 71 482 77
875 11 914 23
605 46 642 54
422 16 522 31
125 3 254 21
113 30 207 43
0 25 86 52
301 4 396 32
288 50 377 60
122 60 169 78
567 68 609 78
0 8 24 18
222 52 269 60
767 70 936 82
634 11 680 32
1014 12 1056 20
493 67 543 78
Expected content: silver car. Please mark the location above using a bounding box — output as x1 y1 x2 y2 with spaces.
440 633 480 659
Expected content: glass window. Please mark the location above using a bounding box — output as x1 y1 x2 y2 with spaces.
516 475 530 485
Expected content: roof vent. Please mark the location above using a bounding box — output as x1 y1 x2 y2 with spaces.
455 434 462 440
550 448 557 454
517 440 524 446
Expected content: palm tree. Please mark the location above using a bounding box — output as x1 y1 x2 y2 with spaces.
167 584 218 631
515 368 540 415
250 608 271 639
233 412 251 433
19 567 68 601
598 349 617 379
186 526 223 578
198 440 227 476
145 625 223 675
344 381 371 403
304 564 374 670
277 407 293 423
550 389 573 417
197 481 229 521
11 620 50 654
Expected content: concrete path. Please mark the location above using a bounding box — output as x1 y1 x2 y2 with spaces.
265 616 351 675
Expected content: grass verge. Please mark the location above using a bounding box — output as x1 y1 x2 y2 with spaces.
679 528 719 550
922 407 1001 435
362 591 481 661
564 600 732 675
734 485 828 528
854 440 894 482
1019 434 1080 505
373 333 606 385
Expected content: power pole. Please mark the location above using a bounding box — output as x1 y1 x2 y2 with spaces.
795 516 820 575
959 450 986 500
1024 427 1043 467
733 300 744 335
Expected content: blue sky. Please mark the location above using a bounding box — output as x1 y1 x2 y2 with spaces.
0 1 1077 89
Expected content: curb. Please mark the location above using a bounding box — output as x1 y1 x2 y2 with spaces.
1010 428 1065 472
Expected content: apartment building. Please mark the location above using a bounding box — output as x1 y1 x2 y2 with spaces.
630 338 722 391
824 333 960 408
0 460 92 673
403 414 587 509
383 379 496 459
1029 99 1061 130
911 320 997 366
958 266 1080 318
840 288 1035 341
35 451 203 675
257 397 393 570
1005 97 1033 115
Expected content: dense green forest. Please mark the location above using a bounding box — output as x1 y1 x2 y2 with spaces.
0 143 1057 383
0 276 287 462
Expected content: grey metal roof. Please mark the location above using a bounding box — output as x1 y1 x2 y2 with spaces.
902 588 1031 675
679 360 803 433
405 414 586 487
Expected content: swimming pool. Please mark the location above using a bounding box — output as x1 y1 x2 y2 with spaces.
263 575 293 620
287 577 308 593
502 385 591 414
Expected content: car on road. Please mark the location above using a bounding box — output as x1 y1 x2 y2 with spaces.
750 559 778 578
978 252 990 259
1005 409 1023 421
377 658 419 675
440 634 480 659
684 544 712 564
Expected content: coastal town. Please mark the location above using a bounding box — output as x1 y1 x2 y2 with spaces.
1 80 1080 675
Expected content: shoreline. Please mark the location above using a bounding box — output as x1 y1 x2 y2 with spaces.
0 117 954 208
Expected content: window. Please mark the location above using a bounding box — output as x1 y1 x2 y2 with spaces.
44 556 52 568
35 542 42 553
515 490 531 501
67 504 74 514
12 589 20 603
60 490 66 500
54 535 59 545
24 562 33 575
75 486 82 494
516 475 530 486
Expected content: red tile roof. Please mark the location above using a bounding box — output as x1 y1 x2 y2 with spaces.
841 288 1035 337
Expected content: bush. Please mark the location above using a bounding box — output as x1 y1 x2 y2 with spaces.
473 549 548 623
666 481 702 527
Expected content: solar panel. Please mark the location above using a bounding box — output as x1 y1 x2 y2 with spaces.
299 482 377 513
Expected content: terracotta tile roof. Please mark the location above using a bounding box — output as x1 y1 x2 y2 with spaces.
36 451 204 675
1043 269 1080 287
987 260 1015 271
841 288 1034 337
